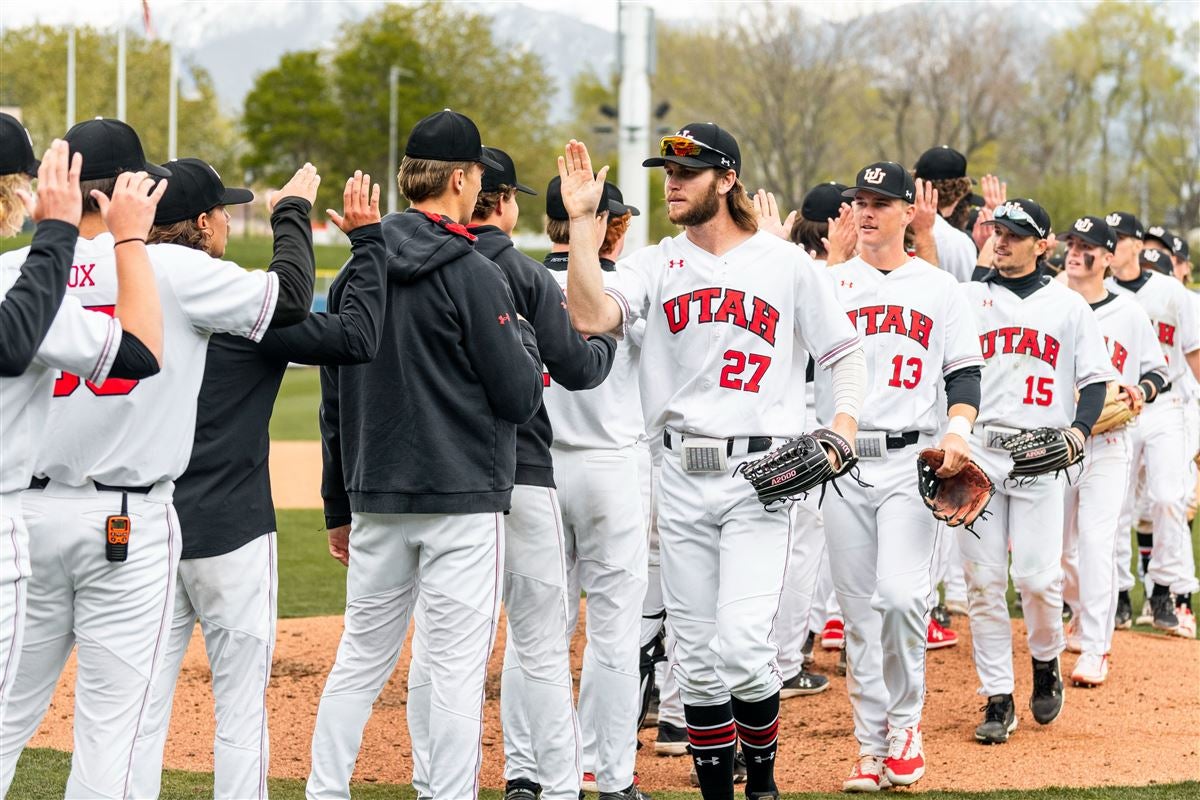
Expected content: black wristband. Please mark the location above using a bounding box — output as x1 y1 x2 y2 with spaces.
113 237 146 248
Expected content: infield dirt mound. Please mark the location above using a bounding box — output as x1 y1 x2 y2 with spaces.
29 606 1200 793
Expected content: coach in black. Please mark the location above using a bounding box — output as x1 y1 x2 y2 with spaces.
129 162 386 800
310 110 545 800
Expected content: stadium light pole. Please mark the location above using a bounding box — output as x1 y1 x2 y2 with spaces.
617 0 653 251
387 66 400 215
117 24 126 121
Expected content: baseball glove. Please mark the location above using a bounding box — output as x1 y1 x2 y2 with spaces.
1091 382 1140 435
916 449 994 533
735 428 858 510
1001 426 1085 480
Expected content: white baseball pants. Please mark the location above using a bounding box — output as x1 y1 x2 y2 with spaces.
130 533 278 799
497 485 580 800
807 556 838 634
1062 430 1131 658
306 511 502 800
823 441 940 755
0 481 180 799
774 497 826 680
0 495 31 717
960 437 1066 696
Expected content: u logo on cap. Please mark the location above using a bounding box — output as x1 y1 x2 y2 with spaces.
1144 250 1160 262
1105 213 1122 226
1074 218 1093 232
863 168 886 184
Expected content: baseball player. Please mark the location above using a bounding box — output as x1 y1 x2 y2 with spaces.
1105 211 1200 634
1059 215 1168 686
128 163 385 800
0 139 165 720
912 146 979 282
308 111 545 800
410 149 616 800
556 128 866 800
0 117 315 799
811 163 984 790
961 198 1113 745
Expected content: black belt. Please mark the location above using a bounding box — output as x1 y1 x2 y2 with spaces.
28 476 152 494
883 431 921 450
662 430 774 456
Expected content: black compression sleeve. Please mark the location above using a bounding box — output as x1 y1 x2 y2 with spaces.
944 365 982 411
1139 371 1167 403
0 220 76 376
1072 381 1107 437
266 197 316 329
107 331 161 380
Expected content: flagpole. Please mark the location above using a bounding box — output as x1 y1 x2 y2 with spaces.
66 25 76 130
168 43 178 159
117 24 127 121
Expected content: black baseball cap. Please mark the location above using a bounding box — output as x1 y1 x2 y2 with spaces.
1139 246 1174 275
603 182 640 217
64 118 170 181
801 182 849 222
843 161 915 203
983 198 1051 239
404 109 502 170
1170 234 1189 261
0 113 39 177
1144 224 1173 249
1061 216 1116 253
643 122 741 176
481 147 536 195
1104 210 1143 239
152 158 253 225
914 145 968 181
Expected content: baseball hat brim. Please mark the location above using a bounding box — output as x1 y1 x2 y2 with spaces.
841 186 908 202
143 161 172 178
1060 231 1113 252
982 217 1040 238
21 159 40 178
642 154 712 170
219 187 254 207
607 199 640 217
478 149 503 171
515 182 537 196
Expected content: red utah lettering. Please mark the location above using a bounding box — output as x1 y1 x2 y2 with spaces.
661 288 780 346
692 287 723 323
848 305 932 350
1158 322 1175 346
68 263 96 288
1108 338 1128 373
713 289 748 327
979 327 1060 367
663 294 690 333
748 297 779 346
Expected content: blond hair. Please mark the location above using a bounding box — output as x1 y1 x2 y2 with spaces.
545 216 571 245
399 156 476 204
0 174 30 237
727 177 758 234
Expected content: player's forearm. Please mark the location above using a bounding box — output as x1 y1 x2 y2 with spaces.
947 403 978 428
112 240 163 366
828 347 866 432
1072 381 1107 437
565 215 619 335
266 197 316 329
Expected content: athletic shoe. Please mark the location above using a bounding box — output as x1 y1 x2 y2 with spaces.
1070 652 1109 687
821 618 845 650
836 646 847 676
926 618 958 649
883 726 925 787
505 779 542 800
654 721 688 756
1114 591 1132 630
745 794 778 800
1064 616 1082 653
1135 598 1154 626
689 751 746 786
1173 605 1197 639
780 669 830 698
598 783 652 800
931 603 951 628
1150 588 1180 631
843 754 891 792
801 630 816 666
945 598 969 616
1030 656 1064 725
974 693 1017 744
581 773 598 793
641 688 659 729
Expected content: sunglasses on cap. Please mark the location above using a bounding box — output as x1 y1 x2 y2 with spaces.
993 203 1046 238
659 135 734 162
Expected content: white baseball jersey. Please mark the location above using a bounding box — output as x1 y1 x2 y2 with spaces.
605 231 861 438
814 256 983 432
932 215 978 283
1092 293 1168 387
0 235 279 488
543 269 646 449
1106 271 1200 388
0 262 119 496
964 275 1114 429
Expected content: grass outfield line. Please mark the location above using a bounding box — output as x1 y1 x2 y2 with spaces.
9 748 1199 800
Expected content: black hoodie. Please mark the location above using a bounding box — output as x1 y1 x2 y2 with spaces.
470 225 616 486
321 209 543 525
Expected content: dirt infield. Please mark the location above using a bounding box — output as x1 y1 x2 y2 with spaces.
29 607 1200 793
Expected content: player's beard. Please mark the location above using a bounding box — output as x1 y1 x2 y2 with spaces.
669 179 721 227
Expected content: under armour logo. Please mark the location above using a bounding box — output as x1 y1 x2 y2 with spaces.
982 299 993 307
694 756 720 766
1105 212 1122 226
863 167 886 184
840 280 854 288
498 313 511 325
1074 218 1093 233
668 259 685 269
753 753 776 764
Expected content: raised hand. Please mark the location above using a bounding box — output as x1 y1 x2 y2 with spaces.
22 139 83 226
821 203 857 265
979 174 1006 212
971 205 994 252
557 140 607 220
90 171 168 241
272 162 321 210
911 178 939 234
328 171 381 233
753 188 796 241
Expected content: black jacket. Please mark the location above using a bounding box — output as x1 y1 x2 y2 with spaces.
175 222 386 559
0 220 75 376
470 225 615 486
321 209 543 525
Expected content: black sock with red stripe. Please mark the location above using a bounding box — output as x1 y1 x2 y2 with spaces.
684 701 736 800
732 693 780 795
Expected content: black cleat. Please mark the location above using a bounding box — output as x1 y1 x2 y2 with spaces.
801 630 816 666
505 779 542 800
780 669 829 697
1114 590 1132 630
931 603 951 628
974 693 1017 744
1151 585 1180 630
1030 656 1064 725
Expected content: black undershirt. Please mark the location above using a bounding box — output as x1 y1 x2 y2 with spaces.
1114 272 1152 293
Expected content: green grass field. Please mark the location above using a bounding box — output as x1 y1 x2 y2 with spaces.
269 367 323 441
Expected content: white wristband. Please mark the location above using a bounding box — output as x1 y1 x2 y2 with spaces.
947 415 972 439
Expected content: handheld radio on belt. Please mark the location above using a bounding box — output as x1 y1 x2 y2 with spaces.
106 492 131 562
